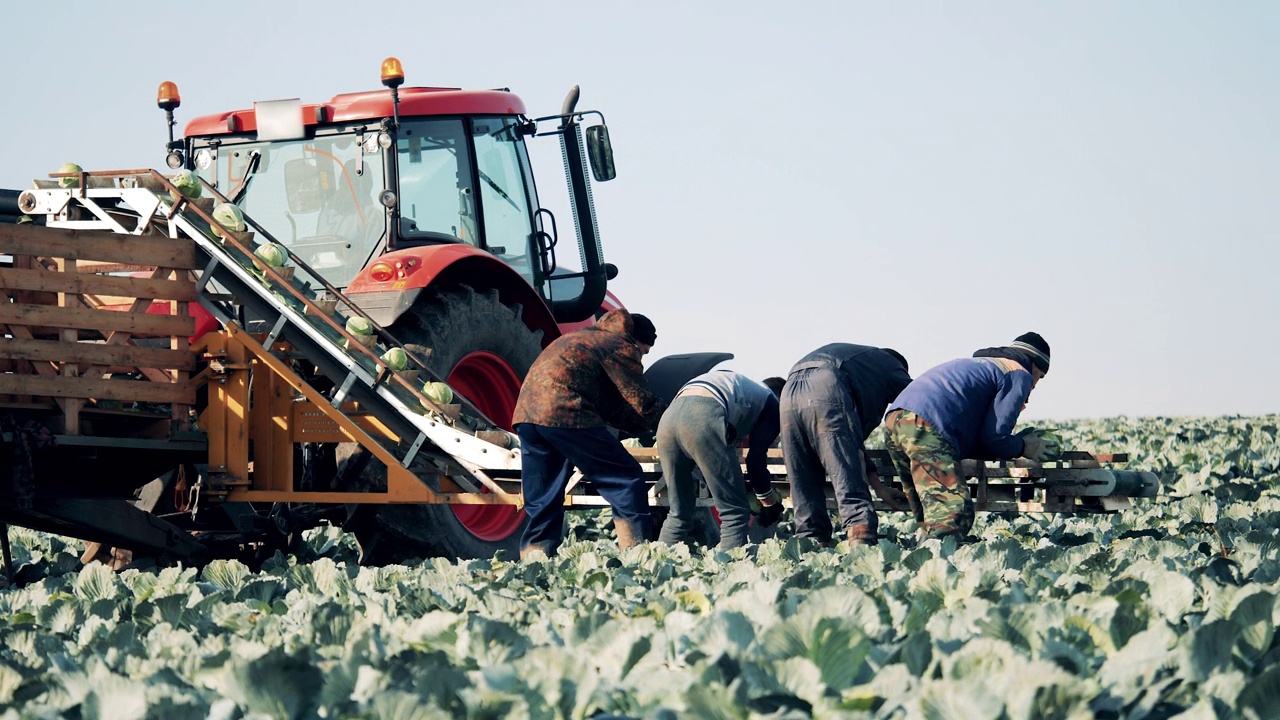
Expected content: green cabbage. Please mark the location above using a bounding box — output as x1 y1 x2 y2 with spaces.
169 169 202 200
345 316 375 336
422 381 454 405
211 202 247 238
0 415 1275 718
382 347 410 371
254 242 289 268
57 162 83 188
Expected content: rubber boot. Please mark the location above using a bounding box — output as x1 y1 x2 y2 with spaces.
614 517 640 550
846 524 878 547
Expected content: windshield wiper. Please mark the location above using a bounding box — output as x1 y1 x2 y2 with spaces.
228 151 262 204
477 169 519 211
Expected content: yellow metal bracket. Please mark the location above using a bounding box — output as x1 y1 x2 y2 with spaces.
203 323 513 505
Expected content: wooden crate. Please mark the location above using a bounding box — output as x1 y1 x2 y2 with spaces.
0 222 201 436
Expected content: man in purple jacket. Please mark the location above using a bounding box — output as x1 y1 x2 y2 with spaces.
883 332 1060 540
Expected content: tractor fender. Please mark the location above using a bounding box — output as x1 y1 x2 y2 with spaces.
343 244 560 346
164 301 220 343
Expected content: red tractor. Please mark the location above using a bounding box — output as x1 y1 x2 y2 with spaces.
164 59 629 560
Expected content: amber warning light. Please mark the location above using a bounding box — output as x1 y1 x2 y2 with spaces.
157 81 181 111
381 57 405 89
157 81 184 168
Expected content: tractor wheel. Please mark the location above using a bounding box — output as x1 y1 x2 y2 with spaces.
340 284 542 562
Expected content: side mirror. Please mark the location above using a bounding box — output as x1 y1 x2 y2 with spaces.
585 125 616 182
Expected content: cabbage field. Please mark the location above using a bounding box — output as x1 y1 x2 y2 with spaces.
2 415 1279 719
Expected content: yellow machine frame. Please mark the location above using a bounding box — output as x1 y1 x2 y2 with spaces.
197 325 517 507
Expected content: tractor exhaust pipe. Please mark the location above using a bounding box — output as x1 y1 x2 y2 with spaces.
550 85 608 323
561 85 580 116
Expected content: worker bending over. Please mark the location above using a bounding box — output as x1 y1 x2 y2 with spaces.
884 332 1061 540
780 344 912 547
656 370 786 550
512 310 664 558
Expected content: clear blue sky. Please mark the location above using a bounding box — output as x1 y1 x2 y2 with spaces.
3 2 1276 420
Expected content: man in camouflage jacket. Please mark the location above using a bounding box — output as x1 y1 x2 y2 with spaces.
512 308 665 557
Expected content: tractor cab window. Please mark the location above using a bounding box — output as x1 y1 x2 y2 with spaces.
470 117 538 286
396 120 478 245
193 132 387 289
396 117 540 288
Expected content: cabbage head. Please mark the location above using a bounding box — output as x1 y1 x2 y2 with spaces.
211 202 247 237
382 347 410 371
254 243 289 268
345 317 375 337
422 381 454 405
58 163 84 188
169 169 202 200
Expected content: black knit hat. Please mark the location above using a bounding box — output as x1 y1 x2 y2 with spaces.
1010 332 1050 374
761 376 786 397
630 314 657 346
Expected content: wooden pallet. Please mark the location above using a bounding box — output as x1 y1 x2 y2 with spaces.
616 446 1149 514
0 222 200 436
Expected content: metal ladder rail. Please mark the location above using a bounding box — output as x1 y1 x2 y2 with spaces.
155 197 523 489
180 176 510 438
25 183 521 494
186 245 516 493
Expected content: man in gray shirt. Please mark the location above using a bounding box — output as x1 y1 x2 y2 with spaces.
656 370 785 550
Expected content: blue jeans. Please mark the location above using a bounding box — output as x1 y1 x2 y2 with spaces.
779 367 876 541
655 395 751 550
516 423 651 556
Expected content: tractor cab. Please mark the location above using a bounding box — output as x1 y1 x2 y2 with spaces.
171 58 616 325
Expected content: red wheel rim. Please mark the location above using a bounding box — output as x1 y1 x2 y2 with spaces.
446 351 526 541
710 506 757 528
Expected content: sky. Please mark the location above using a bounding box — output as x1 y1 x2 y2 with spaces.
2 1 1276 420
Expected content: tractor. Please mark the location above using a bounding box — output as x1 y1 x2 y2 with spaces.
0 58 665 565
172 59 642 560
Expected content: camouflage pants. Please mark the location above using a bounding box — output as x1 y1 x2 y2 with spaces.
883 409 974 538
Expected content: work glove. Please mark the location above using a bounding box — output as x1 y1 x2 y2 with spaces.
753 489 785 528
868 472 910 511
1019 428 1064 462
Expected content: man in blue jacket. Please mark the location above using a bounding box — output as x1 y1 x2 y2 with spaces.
781 344 913 547
884 332 1061 540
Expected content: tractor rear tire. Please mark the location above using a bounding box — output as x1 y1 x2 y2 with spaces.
339 284 542 562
